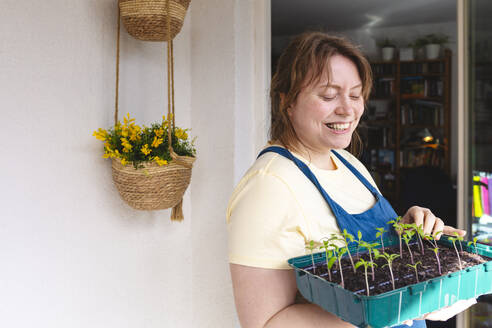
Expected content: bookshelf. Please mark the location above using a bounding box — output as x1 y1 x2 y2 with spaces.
359 49 451 208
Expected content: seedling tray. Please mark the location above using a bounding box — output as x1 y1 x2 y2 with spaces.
288 236 492 328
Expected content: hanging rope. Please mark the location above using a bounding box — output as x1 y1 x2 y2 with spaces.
115 7 121 125
166 0 176 157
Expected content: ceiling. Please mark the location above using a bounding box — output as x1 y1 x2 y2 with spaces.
272 0 457 36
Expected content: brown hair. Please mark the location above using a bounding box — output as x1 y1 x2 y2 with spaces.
270 31 372 156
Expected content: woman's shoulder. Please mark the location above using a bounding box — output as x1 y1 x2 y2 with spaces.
226 147 303 218
241 144 304 181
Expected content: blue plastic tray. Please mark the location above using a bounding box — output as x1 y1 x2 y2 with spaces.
288 236 492 327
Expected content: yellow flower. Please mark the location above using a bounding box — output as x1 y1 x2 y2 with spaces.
141 144 152 155
128 125 141 142
121 137 132 152
121 128 129 138
155 128 164 137
103 153 111 159
151 136 163 148
120 158 128 166
154 156 168 166
123 113 135 127
175 128 188 140
93 128 108 141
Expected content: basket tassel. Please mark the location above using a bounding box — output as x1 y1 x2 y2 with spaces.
171 198 184 221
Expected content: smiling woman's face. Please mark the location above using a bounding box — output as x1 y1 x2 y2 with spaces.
287 54 364 153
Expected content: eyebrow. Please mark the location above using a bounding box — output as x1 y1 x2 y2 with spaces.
319 83 362 90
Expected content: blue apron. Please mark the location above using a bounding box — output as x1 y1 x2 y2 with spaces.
257 146 426 328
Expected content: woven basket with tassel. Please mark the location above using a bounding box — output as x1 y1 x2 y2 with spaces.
119 0 191 41
111 0 194 220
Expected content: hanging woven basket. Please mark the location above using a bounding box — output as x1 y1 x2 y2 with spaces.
118 0 191 41
112 153 195 211
106 3 195 220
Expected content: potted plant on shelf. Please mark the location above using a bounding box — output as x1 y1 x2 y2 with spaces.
399 42 415 61
414 33 450 60
377 38 397 61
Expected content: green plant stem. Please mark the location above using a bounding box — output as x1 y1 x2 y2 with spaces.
338 256 344 289
405 241 414 265
345 245 356 273
452 241 463 270
417 233 424 255
388 265 396 290
368 249 375 281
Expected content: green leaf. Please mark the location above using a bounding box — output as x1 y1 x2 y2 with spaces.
327 257 336 269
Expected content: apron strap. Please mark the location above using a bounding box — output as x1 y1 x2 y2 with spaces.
331 150 380 198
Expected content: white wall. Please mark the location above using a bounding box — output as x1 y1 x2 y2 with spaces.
0 0 264 327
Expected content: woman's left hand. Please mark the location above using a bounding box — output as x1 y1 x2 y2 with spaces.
401 206 466 239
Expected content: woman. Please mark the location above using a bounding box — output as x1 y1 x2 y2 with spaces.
226 32 473 328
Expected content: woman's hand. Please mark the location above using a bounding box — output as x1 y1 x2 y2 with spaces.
402 298 477 326
401 206 466 239
399 206 475 325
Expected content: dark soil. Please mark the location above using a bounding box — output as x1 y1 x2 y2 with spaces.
305 242 490 296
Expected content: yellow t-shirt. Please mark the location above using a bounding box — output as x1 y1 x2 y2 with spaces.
226 144 379 269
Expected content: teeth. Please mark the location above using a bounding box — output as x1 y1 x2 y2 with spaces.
326 123 350 130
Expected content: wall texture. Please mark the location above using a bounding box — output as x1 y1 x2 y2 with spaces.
0 0 263 327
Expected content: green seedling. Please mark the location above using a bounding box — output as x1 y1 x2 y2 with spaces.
429 246 442 275
374 249 400 290
448 235 463 270
402 228 416 264
355 258 378 296
360 240 379 281
389 217 404 257
341 229 356 273
454 232 464 253
331 244 347 288
320 240 336 282
467 237 479 255
409 223 425 255
375 227 387 252
306 240 317 274
406 261 423 283
356 230 364 258
425 232 443 275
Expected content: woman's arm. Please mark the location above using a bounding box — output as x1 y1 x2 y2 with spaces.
230 263 355 328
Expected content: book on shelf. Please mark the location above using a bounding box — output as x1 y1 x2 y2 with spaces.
400 77 443 98
400 62 445 74
399 147 443 168
372 63 396 75
400 100 443 126
372 78 395 98
379 149 395 171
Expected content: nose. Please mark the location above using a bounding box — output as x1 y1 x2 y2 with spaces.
335 95 353 116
